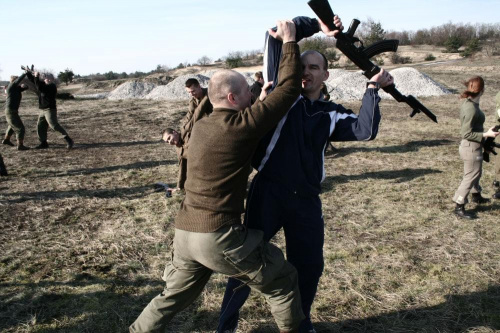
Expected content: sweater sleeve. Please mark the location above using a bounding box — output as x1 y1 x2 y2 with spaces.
12 73 26 86
330 89 381 141
460 103 483 142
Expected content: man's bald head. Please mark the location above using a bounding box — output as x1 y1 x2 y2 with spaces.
208 69 246 104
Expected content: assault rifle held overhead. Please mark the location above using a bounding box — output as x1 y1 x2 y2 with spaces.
307 0 438 123
483 125 500 163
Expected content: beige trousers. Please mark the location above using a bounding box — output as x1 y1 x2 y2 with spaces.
453 140 483 204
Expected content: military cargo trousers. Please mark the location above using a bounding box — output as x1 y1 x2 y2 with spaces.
453 140 483 204
37 108 68 142
129 224 304 333
4 108 25 140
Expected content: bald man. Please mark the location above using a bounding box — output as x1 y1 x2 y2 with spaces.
130 20 304 333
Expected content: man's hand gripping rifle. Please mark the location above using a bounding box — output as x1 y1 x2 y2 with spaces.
21 64 35 75
483 125 500 163
307 0 438 123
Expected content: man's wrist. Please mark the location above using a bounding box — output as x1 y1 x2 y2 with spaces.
366 81 380 90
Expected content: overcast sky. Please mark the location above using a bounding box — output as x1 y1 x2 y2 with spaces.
0 0 498 79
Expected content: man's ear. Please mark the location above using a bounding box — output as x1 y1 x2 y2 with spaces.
227 92 237 105
323 70 329 81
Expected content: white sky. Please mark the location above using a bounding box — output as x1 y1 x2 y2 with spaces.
0 0 499 78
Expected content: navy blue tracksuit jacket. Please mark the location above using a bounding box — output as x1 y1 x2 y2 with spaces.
218 17 382 332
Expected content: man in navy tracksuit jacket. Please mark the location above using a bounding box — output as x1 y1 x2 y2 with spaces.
217 16 393 333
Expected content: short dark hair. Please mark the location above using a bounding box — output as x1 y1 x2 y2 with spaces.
301 50 328 70
162 128 176 136
254 71 263 80
185 78 200 88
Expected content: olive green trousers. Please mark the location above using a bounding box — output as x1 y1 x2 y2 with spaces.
37 109 68 142
129 225 304 332
4 108 25 140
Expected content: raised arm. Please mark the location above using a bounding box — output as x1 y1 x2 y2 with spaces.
264 17 320 91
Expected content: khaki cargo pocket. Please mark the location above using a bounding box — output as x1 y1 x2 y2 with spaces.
223 227 266 284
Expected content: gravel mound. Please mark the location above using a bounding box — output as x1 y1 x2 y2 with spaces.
145 74 210 101
107 81 157 100
74 92 109 100
326 67 450 101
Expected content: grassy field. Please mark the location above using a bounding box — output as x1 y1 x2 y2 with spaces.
0 56 499 333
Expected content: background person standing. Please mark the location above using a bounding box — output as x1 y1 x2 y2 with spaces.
452 76 499 219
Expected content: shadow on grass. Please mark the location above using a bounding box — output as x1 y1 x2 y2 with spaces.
0 184 156 204
29 159 176 178
76 140 161 149
249 285 500 333
322 168 442 191
0 275 219 333
326 139 454 157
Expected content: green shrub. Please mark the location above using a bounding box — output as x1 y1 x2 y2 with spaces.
225 56 243 69
424 53 436 61
391 53 412 64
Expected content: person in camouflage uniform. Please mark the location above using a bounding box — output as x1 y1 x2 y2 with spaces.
2 74 30 150
26 71 74 150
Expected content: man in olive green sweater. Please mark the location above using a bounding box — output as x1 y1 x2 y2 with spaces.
130 20 304 333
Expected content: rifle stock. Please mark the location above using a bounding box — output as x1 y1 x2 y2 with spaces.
307 0 438 123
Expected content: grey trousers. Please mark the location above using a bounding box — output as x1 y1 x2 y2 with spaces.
453 140 483 204
37 108 68 142
130 225 304 332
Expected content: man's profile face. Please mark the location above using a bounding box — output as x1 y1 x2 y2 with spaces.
185 84 203 100
301 52 329 96
162 131 180 146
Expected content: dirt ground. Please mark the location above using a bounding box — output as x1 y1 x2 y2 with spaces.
0 54 499 333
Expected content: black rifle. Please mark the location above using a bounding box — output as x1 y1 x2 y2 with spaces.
307 0 438 123
483 125 500 163
21 64 35 74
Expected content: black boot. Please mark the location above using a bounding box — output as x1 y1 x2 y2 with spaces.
2 138 14 147
454 204 475 219
35 141 49 149
494 181 500 189
0 155 7 176
493 190 500 200
64 136 74 150
471 193 490 204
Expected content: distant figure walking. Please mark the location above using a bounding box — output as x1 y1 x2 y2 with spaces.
26 71 74 150
452 76 499 219
2 73 30 150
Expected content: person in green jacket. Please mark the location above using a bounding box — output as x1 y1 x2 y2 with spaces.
2 74 30 150
493 91 500 199
452 76 499 219
130 20 306 333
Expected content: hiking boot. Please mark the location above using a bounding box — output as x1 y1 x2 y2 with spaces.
454 204 475 220
2 139 14 147
494 181 500 189
64 136 74 150
17 145 30 151
493 190 500 200
471 193 490 204
35 141 49 149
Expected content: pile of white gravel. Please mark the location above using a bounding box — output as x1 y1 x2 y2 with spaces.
325 67 450 101
145 74 210 101
97 67 450 102
107 81 157 100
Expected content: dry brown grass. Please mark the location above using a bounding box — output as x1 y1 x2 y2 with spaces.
0 57 499 333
